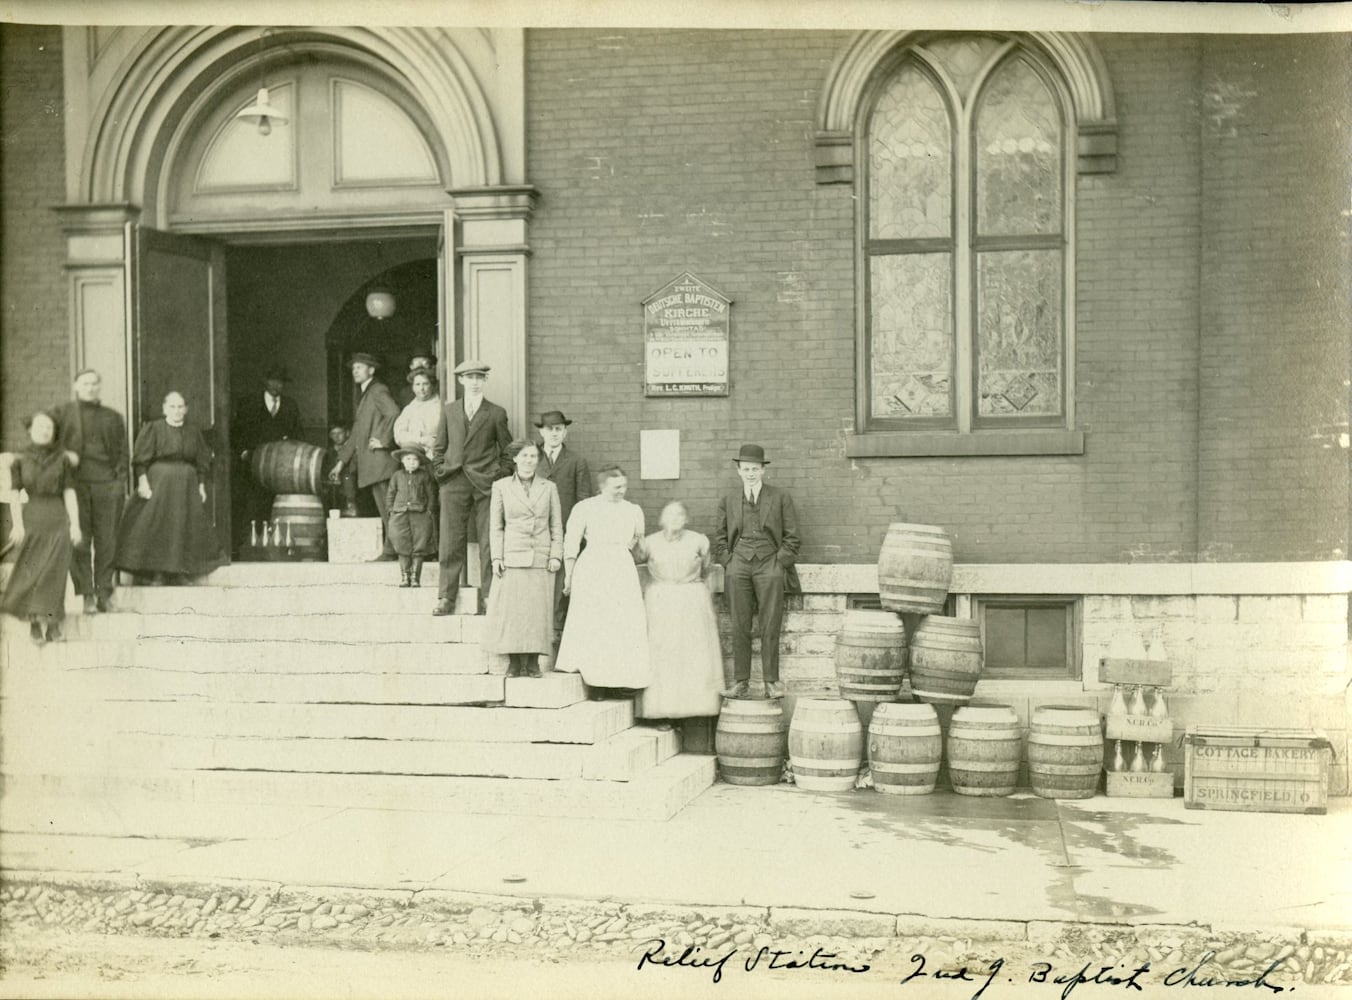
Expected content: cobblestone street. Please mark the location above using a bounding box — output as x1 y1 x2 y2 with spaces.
4 879 1352 998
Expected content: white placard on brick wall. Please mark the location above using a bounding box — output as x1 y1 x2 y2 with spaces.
640 429 680 480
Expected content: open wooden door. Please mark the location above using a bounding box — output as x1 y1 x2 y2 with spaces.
133 227 231 561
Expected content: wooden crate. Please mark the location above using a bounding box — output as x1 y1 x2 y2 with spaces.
1099 658 1172 687
1105 770 1173 798
1183 727 1332 815
1105 714 1172 743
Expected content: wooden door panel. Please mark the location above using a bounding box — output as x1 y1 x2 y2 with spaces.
135 227 231 559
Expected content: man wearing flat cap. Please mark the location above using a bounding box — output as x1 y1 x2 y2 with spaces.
232 364 304 555
713 443 801 700
431 359 512 615
535 410 592 635
329 353 400 560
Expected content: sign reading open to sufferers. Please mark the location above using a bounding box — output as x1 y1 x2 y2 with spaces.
643 272 731 396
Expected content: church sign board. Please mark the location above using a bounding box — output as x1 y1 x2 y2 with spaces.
643 272 731 396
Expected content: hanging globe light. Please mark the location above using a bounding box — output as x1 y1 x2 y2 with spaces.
365 286 396 320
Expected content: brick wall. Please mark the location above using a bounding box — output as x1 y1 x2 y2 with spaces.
526 29 1349 565
1198 34 1352 562
0 24 67 451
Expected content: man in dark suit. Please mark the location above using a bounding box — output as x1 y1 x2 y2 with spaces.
713 443 801 700
329 353 400 560
55 369 128 613
535 409 592 635
232 365 303 552
431 360 512 615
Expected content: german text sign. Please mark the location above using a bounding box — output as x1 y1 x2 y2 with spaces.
643 272 731 396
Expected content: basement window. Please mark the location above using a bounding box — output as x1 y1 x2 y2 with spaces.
975 596 1079 679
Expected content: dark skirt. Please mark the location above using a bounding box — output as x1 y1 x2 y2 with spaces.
1 496 71 621
115 461 220 576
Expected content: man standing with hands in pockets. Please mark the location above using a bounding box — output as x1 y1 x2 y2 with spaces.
431 360 511 616
713 444 801 700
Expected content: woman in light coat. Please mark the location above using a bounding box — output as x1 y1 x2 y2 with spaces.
482 440 563 678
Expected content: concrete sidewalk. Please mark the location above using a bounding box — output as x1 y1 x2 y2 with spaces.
4 779 1350 937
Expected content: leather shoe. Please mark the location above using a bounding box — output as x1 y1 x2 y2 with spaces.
432 599 452 616
82 595 98 615
96 596 113 613
766 681 786 699
721 681 750 699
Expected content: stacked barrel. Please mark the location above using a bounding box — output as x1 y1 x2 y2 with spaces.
249 440 328 561
785 522 993 795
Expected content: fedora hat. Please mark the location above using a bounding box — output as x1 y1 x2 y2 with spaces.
533 410 573 428
453 359 491 376
392 444 428 463
732 443 770 466
350 352 381 369
263 364 290 383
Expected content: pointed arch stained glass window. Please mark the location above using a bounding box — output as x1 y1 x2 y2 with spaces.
863 37 1070 430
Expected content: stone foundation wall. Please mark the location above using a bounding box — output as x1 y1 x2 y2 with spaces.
710 563 1351 796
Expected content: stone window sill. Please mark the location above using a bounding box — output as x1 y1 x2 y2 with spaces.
845 429 1085 458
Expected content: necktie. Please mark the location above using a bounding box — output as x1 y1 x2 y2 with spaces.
466 402 478 422
267 395 278 417
549 448 559 464
746 489 754 504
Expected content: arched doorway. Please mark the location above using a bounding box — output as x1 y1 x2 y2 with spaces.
59 26 535 562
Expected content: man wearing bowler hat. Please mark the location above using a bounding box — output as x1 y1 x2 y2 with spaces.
535 410 592 635
431 359 512 615
329 353 400 560
233 365 303 554
713 443 801 699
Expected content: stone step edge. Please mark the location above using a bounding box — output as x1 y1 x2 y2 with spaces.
2 868 1347 945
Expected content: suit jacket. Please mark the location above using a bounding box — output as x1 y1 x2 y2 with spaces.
54 400 128 483
433 398 512 495
713 482 802 594
538 444 592 525
336 380 400 488
233 393 302 455
490 475 563 569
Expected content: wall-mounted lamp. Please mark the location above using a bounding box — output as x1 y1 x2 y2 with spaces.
365 286 397 320
235 86 289 136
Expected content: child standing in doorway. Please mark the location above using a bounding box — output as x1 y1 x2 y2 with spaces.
386 445 436 587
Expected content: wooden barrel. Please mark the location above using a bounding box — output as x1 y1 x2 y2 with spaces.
788 699 863 791
868 702 941 795
948 703 1021 796
271 494 326 550
251 440 325 496
909 615 983 705
877 523 953 615
834 610 908 702
715 700 787 786
1027 705 1103 799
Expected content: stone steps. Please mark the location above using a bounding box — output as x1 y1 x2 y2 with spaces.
4 725 681 783
1 568 718 820
4 697 635 744
1 665 588 708
110 584 464 617
3 636 491 673
0 753 717 821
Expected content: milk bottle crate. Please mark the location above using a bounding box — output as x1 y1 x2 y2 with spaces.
1182 727 1333 815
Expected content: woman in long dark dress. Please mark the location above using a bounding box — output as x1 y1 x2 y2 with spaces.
2 411 82 642
115 391 220 583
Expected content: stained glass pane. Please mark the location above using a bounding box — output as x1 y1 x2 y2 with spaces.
870 253 953 419
975 58 1061 236
869 65 951 239
921 36 1004 99
976 249 1062 418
